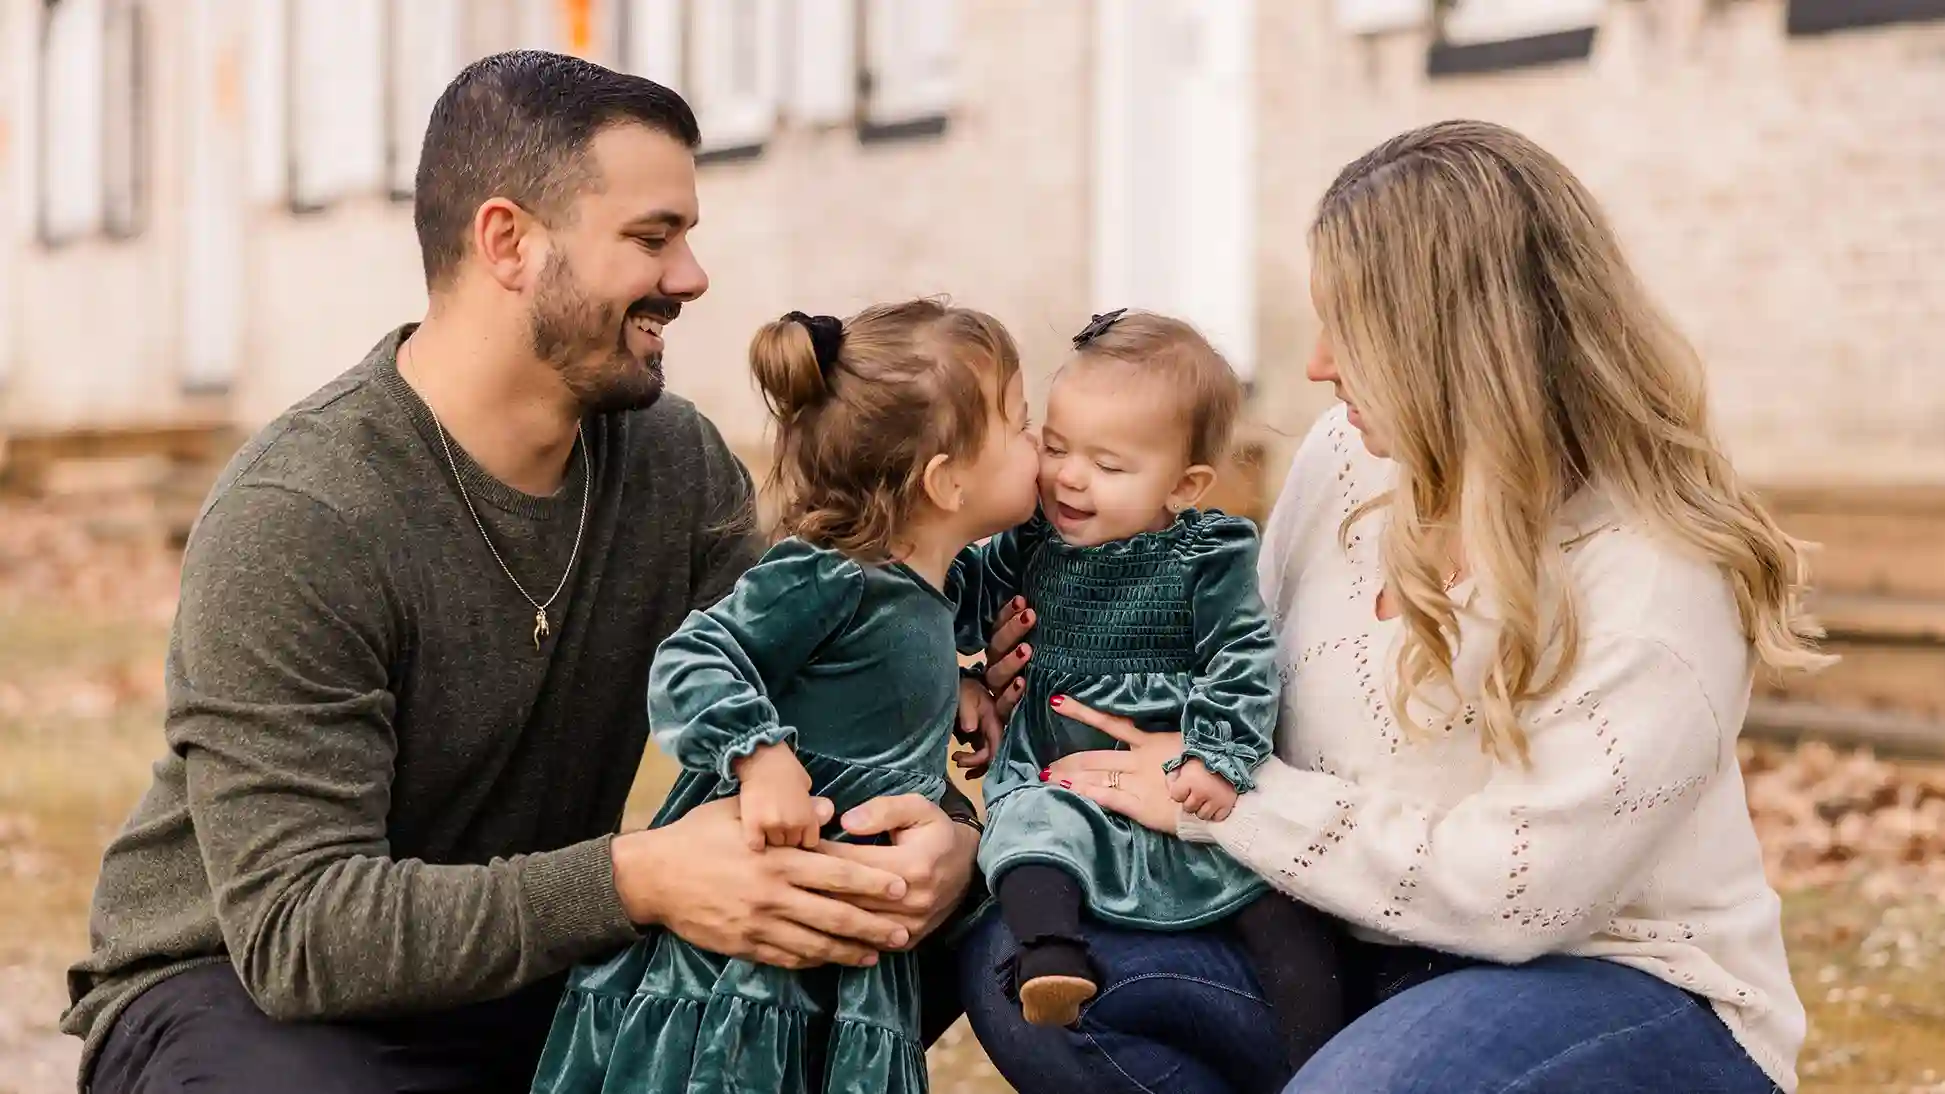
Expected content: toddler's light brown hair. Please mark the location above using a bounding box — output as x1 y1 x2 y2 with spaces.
1067 310 1242 467
750 298 1021 561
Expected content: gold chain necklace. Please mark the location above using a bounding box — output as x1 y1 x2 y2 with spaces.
409 343 590 650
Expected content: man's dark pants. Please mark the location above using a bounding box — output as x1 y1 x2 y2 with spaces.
90 942 966 1093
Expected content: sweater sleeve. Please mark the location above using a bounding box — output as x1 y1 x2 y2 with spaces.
170 486 638 1023
650 540 865 787
1162 514 1280 793
1180 633 1724 963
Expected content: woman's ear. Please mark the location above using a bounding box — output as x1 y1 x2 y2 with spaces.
1166 464 1218 514
921 453 963 513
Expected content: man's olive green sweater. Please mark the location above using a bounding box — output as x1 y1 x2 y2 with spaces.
62 327 773 1085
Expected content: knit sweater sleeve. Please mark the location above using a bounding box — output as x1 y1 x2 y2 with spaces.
170 485 638 1023
1180 632 1725 963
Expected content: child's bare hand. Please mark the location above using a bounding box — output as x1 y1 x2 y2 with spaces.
733 744 823 850
1165 758 1239 822
951 677 1005 778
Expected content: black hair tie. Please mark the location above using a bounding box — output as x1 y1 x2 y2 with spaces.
1072 308 1128 349
783 311 845 376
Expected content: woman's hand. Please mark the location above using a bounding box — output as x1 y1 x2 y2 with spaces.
1041 696 1187 835
980 597 1037 723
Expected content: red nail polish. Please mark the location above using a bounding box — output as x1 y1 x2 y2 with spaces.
1039 768 1050 782
1060 780 1073 789
1050 695 1065 708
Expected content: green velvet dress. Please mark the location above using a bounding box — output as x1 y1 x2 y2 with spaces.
531 538 959 1094
949 509 1275 929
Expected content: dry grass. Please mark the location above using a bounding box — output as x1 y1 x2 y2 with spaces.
3 606 1941 1094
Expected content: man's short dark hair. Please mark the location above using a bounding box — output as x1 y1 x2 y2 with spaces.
413 50 702 289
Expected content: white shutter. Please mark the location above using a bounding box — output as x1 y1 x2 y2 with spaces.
388 0 464 197
1335 0 1433 35
1093 0 1256 380
290 0 385 209
7 0 42 242
1443 0 1605 44
518 0 586 53
623 0 685 88
862 0 954 127
182 0 247 391
788 0 855 125
1 2 22 383
245 0 287 204
41 0 106 241
692 0 781 152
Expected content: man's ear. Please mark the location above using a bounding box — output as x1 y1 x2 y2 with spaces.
921 453 963 513
475 198 540 293
1165 464 1218 515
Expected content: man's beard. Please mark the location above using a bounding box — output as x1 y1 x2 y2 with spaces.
528 252 680 415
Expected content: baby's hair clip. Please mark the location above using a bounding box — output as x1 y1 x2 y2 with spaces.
1072 308 1128 349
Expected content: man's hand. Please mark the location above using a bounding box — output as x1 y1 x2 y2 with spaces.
611 797 913 969
819 795 979 949
733 743 822 850
951 678 1004 778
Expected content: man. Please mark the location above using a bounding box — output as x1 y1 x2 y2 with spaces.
63 52 989 1093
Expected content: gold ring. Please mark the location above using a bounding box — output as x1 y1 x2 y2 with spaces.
1107 770 1121 789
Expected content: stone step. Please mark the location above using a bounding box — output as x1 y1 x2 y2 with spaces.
1764 485 1945 601
1755 593 1945 740
1745 698 1945 760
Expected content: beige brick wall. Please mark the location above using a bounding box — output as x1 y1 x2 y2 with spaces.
8 0 1943 503
1248 0 1945 496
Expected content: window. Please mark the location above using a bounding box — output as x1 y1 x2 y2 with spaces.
861 0 954 140
1787 0 1945 36
36 0 149 244
385 0 465 199
689 0 781 159
1335 0 1432 35
288 0 385 211
1428 0 1602 76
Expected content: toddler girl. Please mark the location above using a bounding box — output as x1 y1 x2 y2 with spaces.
532 299 1040 1094
951 309 1344 1071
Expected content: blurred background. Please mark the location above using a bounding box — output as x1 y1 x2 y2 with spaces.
2 1 1943 1091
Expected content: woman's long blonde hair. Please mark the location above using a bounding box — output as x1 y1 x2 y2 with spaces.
1309 120 1831 764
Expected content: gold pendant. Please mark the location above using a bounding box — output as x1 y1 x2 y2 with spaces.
533 607 550 651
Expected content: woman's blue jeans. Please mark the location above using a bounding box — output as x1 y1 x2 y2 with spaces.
958 907 1783 1094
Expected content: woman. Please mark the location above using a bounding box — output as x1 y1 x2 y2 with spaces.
959 120 1824 1094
